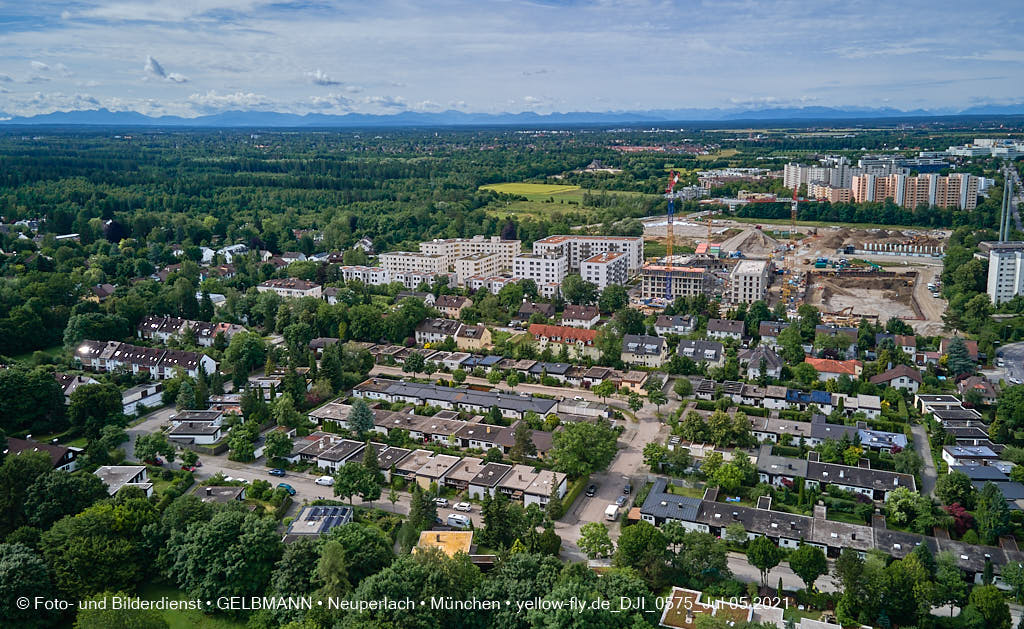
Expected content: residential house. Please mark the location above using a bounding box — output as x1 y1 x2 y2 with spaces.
167 419 226 446
414 454 461 489
738 346 783 379
869 364 923 392
5 437 79 472
436 295 472 319
309 337 341 356
396 291 437 307
455 324 492 351
676 340 725 368
942 445 1000 467
514 301 555 326
528 324 600 360
193 485 246 505
415 318 463 345
815 325 858 359
758 321 790 347
75 340 217 380
444 457 486 491
94 465 152 497
283 506 354 542
121 382 163 415
89 283 116 302
257 278 322 299
940 337 979 362
958 376 998 404
654 314 696 336
523 469 568 508
561 305 600 328
54 372 98 403
804 357 863 381
621 334 667 368
468 462 513 499
707 318 744 341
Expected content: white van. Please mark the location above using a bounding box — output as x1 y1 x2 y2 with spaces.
314 476 334 486
447 514 471 529
604 504 618 521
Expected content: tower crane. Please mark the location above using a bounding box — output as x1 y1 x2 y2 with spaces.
664 171 680 300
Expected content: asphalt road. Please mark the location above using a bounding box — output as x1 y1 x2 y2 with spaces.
996 341 1024 385
910 423 937 497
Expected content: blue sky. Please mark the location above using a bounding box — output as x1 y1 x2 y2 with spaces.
1 0 1022 117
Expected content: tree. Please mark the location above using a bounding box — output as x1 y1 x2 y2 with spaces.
578 522 614 559
333 462 365 504
181 450 199 467
613 521 667 588
967 584 1011 629
976 482 1012 545
224 331 267 385
747 536 782 588
628 392 643 413
1000 560 1024 603
271 391 303 428
934 551 968 613
315 539 350 599
777 323 806 364
134 432 175 464
549 419 619 476
947 336 975 376
673 377 692 399
403 352 426 376
510 421 537 462
0 543 59 629
506 372 520 388
793 362 819 387
936 470 978 509
0 451 57 536
175 379 197 410
349 397 375 437
165 510 282 612
24 470 108 530
562 274 598 305
69 382 123 439
264 430 294 460
648 389 667 413
75 592 169 629
789 544 827 592
598 284 628 313
593 380 616 403
452 369 467 384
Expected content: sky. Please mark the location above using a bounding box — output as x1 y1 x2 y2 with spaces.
1 0 1023 118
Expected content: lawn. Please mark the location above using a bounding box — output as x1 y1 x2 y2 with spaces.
696 148 739 161
480 182 584 201
665 483 705 499
8 344 63 364
136 584 247 629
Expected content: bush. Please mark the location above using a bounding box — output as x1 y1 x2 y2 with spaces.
561 475 590 513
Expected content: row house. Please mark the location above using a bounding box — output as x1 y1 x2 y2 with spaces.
640 479 1023 582
76 340 217 380
677 340 725 368
757 446 915 500
257 278 322 299
138 315 245 347
707 318 744 340
621 334 667 368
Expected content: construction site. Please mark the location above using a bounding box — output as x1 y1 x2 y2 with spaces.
640 198 950 334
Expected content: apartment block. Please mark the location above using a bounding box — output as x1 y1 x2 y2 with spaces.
852 173 978 210
985 242 1024 305
513 253 568 285
379 251 448 274
580 251 628 289
455 252 504 285
640 264 712 300
419 236 521 269
532 235 643 273
257 278 322 299
728 259 771 304
339 265 391 285
808 182 853 203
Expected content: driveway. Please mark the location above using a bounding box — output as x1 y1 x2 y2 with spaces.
911 423 937 497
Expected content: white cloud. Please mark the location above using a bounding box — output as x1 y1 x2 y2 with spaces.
144 55 188 83
30 61 49 71
0 74 12 83
305 93 354 110
305 69 340 86
188 90 272 111
413 100 443 112
364 95 407 109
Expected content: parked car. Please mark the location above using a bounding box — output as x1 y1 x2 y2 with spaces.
623 483 632 495
277 483 296 496
585 484 597 497
454 502 472 512
615 495 627 507
447 514 471 529
315 476 335 486
181 465 196 472
433 497 448 507
268 468 286 477
145 458 163 466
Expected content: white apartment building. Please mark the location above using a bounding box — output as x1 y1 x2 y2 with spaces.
378 251 448 274
580 251 628 289
532 235 644 273
640 264 712 300
466 275 517 294
986 242 1024 305
728 259 771 304
419 236 521 270
455 252 504 285
513 254 568 286
257 278 322 299
339 265 391 285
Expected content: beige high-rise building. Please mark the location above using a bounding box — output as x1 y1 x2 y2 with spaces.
454 252 503 285
852 173 978 210
379 251 448 274
808 183 853 203
640 264 712 300
728 260 771 304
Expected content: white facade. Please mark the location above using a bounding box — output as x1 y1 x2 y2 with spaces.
580 251 628 289
257 279 322 299
987 244 1024 306
728 259 771 304
532 235 644 273
455 252 504 285
340 265 391 285
419 236 521 269
379 251 448 274
513 254 568 285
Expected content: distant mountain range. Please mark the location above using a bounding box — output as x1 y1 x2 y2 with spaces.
2 104 1024 127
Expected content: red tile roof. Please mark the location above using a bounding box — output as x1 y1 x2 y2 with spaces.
804 357 862 375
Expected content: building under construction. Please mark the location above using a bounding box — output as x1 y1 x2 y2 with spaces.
640 264 714 300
